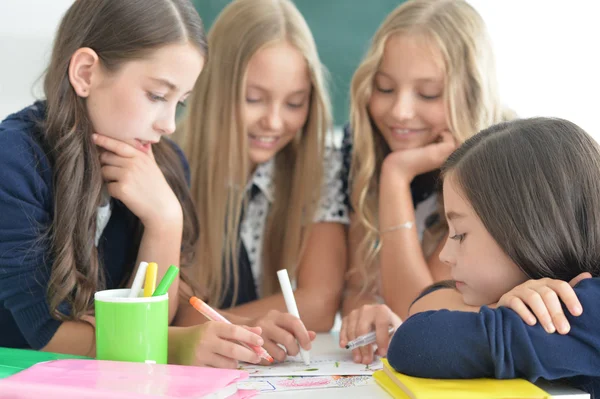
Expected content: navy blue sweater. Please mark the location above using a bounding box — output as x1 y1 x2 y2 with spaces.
0 103 189 350
388 278 600 398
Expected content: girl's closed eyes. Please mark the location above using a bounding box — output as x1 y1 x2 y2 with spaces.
449 233 465 242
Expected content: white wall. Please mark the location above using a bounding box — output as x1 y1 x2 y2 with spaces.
1 1 599 141
469 0 600 139
0 0 73 120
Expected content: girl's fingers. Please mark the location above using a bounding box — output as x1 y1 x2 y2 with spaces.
374 315 393 353
438 130 455 145
99 150 128 167
262 339 287 363
218 323 263 347
569 272 592 289
550 311 571 335
92 134 138 158
351 348 362 364
500 277 586 335
436 130 457 152
355 316 375 363
347 308 374 363
550 280 583 317
106 181 126 200
345 312 361 344
360 346 375 365
100 165 122 182
240 325 263 340
258 357 273 366
203 352 239 369
214 339 259 364
271 313 311 351
357 338 373 364
425 131 456 169
523 289 555 333
339 317 349 348
505 296 536 325
538 285 571 334
263 322 299 358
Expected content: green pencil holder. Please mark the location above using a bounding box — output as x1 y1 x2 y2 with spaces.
94 288 168 364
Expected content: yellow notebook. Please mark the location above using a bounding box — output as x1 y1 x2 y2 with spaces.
374 370 412 399
375 359 550 399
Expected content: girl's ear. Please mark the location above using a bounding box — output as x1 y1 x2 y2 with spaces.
68 47 100 98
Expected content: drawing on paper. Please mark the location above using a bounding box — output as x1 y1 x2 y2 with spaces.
332 375 372 388
238 375 373 392
278 377 331 388
238 355 382 377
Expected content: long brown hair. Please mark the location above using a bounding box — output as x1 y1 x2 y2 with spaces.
442 118 600 280
43 0 205 320
348 0 508 291
180 0 331 306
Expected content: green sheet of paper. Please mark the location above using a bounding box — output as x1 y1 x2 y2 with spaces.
0 347 89 379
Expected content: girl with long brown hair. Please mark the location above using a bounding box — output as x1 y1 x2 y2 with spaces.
0 0 266 368
388 117 600 398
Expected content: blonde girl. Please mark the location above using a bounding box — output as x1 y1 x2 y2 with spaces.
176 0 349 364
339 0 510 364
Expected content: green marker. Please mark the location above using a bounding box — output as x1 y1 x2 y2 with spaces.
152 265 179 296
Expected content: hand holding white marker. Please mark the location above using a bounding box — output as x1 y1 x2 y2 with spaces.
277 269 310 366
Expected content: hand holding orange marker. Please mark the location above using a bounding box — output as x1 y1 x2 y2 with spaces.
189 296 273 363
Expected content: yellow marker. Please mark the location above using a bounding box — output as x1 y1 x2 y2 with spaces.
143 262 158 297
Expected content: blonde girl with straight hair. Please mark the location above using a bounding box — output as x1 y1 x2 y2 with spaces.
338 0 511 364
0 0 271 369
176 0 349 364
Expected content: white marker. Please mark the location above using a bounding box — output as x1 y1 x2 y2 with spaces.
277 269 310 366
128 261 149 298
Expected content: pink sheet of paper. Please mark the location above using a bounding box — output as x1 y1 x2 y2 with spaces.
0 359 256 399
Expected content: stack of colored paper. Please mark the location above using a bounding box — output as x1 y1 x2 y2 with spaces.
374 359 550 399
0 346 89 379
0 359 256 398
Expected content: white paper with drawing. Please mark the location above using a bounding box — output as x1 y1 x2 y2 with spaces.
237 376 373 392
238 354 382 377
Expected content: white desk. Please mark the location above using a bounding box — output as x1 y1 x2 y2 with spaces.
258 333 589 398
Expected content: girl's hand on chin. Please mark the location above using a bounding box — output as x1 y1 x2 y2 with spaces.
93 133 182 230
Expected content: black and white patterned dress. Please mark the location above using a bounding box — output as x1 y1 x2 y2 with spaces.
221 145 350 307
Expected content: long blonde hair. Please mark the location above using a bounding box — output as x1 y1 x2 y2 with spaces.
349 0 507 290
181 0 331 306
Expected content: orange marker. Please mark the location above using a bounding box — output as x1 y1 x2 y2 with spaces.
189 296 273 363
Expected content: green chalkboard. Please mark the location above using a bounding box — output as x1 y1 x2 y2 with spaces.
192 0 404 126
